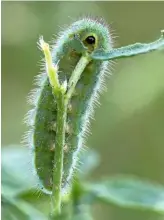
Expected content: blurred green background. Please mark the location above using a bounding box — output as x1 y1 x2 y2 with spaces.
2 1 164 220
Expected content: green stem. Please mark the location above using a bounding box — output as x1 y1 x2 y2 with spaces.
39 36 60 94
66 55 91 102
51 91 67 217
50 55 90 217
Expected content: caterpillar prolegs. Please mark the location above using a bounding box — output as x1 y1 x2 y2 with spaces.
24 18 113 195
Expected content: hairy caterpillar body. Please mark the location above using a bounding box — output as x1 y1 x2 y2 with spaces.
24 18 113 194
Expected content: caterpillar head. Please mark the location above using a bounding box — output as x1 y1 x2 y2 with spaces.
69 18 112 55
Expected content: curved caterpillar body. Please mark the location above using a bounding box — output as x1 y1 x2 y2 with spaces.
24 18 113 194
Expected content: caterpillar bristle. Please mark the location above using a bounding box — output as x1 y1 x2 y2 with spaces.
23 109 36 126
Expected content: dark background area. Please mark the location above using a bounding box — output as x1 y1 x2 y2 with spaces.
2 2 164 220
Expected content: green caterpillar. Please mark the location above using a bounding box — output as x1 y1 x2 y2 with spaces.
24 17 113 195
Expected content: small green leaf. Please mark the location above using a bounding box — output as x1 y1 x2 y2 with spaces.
85 175 164 214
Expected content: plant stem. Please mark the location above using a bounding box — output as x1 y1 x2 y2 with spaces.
51 91 67 217
38 36 60 93
66 55 91 102
50 55 90 217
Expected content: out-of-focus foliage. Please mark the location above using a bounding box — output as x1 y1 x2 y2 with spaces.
1 145 100 220
2 2 164 220
85 176 164 213
2 146 36 197
1 146 48 220
2 146 164 220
